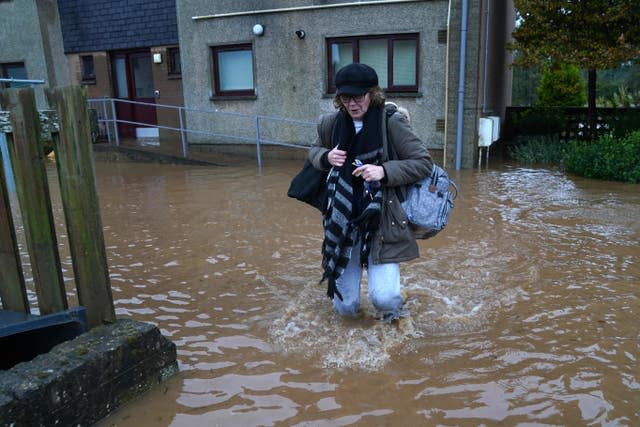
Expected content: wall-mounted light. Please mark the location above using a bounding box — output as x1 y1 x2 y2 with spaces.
295 30 306 39
252 24 264 36
153 53 162 64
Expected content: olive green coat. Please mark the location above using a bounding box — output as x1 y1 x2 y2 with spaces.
309 107 433 264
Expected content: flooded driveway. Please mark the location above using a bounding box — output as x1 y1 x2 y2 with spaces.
45 157 640 425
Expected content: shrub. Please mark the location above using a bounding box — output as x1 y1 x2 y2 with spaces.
564 130 640 183
509 130 640 183
610 110 640 139
536 63 586 107
597 85 640 108
508 135 566 165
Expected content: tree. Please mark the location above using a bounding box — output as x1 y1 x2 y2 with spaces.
510 0 640 137
511 51 542 106
536 63 586 107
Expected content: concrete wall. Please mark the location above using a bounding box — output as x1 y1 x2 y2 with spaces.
0 319 177 426
177 0 450 152
443 0 514 169
36 0 71 94
0 0 69 108
481 0 515 121
444 0 483 169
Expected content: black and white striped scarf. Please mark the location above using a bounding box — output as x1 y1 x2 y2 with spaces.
321 108 384 300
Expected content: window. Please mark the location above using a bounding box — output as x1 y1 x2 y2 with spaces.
167 47 181 77
327 34 419 93
211 44 254 97
113 56 129 98
1 62 28 88
81 55 95 84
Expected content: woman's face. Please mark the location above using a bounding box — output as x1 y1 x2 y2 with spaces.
340 93 371 121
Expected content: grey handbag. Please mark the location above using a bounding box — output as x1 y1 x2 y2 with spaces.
401 164 458 239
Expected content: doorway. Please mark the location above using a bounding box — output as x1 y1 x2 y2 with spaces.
111 50 158 139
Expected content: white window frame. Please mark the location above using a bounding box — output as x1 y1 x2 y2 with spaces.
211 44 255 97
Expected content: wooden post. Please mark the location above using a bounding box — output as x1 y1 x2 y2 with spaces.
0 88 67 315
46 86 115 327
0 145 30 313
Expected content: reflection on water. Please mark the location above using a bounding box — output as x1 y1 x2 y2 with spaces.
39 159 640 425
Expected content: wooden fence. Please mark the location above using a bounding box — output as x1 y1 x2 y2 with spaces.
0 86 115 328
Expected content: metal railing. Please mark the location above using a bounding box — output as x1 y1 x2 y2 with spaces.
0 78 46 86
87 97 316 168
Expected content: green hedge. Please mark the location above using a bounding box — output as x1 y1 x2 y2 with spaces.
564 130 640 183
509 130 640 183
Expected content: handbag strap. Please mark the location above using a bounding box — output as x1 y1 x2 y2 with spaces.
385 106 458 202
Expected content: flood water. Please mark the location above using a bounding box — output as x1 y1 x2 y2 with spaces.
38 157 640 425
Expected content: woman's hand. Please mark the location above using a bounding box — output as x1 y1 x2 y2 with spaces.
327 147 347 167
353 164 385 182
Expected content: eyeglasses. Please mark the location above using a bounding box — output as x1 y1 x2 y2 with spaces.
339 94 366 104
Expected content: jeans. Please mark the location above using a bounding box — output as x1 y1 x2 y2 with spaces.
333 241 403 318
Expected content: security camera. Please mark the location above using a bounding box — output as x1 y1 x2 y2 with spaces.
295 30 306 39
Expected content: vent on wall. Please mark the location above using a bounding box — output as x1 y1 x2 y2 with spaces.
436 119 445 132
437 29 447 44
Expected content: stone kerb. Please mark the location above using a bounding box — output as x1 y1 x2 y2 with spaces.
0 319 178 426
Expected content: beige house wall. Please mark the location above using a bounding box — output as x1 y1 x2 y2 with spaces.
0 0 69 107
177 0 450 155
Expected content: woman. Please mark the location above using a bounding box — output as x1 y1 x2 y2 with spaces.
309 63 433 320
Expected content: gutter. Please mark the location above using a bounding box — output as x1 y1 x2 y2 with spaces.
192 0 428 20
455 0 468 170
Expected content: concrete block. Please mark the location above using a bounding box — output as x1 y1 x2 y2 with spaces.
0 319 178 426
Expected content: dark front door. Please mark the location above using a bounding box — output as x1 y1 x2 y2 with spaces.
112 51 157 138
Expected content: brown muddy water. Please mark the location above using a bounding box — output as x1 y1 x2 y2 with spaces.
27 157 640 425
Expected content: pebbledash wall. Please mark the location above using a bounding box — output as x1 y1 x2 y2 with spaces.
0 0 70 108
177 0 452 162
445 0 514 169
175 0 511 168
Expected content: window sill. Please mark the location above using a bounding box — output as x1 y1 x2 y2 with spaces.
210 95 257 101
81 79 96 85
167 74 182 80
386 91 423 98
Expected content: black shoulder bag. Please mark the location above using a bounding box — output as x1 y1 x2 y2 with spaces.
286 160 327 213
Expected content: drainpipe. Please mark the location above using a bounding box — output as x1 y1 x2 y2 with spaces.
455 0 468 170
482 0 490 113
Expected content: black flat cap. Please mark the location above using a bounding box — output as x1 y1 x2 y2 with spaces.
335 63 378 95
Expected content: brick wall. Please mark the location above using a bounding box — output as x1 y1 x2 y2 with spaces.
68 52 112 98
151 46 184 154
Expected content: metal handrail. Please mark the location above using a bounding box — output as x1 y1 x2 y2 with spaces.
0 78 46 85
88 97 315 168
